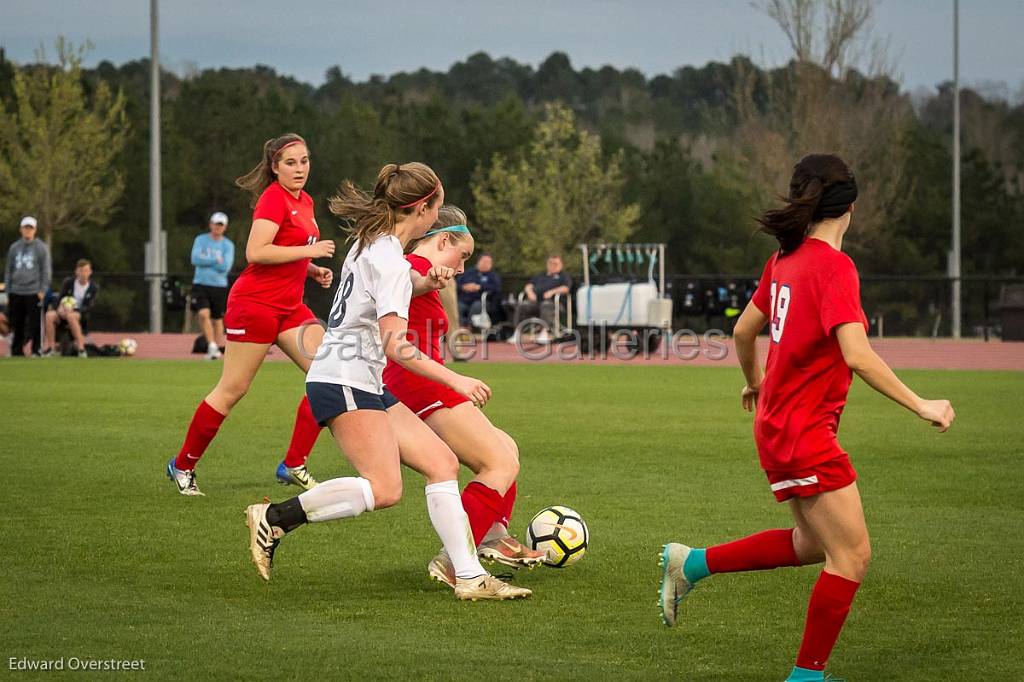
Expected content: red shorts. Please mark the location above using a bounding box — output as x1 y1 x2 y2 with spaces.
764 454 858 502
387 375 468 421
224 299 318 344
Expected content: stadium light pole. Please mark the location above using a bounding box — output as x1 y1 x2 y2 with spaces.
950 0 962 339
148 0 164 333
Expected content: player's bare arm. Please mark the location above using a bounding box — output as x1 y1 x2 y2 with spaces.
246 218 334 265
835 323 955 431
734 301 768 412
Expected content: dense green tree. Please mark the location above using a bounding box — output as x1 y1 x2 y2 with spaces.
0 39 128 250
473 104 639 272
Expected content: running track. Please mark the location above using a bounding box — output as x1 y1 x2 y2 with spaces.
10 332 1020 371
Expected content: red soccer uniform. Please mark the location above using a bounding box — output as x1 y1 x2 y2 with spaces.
224 181 320 343
750 238 868 499
230 181 319 310
382 254 468 419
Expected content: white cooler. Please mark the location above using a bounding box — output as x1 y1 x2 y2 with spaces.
576 282 671 328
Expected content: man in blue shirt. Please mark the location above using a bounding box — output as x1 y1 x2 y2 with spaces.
190 212 234 359
457 252 502 326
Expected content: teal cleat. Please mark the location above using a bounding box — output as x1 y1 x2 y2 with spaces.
784 666 846 681
659 542 696 627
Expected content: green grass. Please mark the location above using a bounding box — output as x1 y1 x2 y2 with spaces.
1 359 1022 680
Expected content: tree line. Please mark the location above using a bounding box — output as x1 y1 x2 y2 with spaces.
1 7 1022 331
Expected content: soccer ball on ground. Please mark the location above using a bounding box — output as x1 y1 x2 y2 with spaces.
526 505 588 567
118 338 138 356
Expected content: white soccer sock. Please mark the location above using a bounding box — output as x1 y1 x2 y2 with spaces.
481 521 509 544
425 480 487 579
298 477 375 522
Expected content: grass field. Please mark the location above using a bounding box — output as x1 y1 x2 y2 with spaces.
2 359 1022 680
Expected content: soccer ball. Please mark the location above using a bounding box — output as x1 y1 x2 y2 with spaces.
59 296 77 310
119 338 138 356
526 505 588 568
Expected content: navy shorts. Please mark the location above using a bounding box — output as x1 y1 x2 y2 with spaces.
306 382 400 426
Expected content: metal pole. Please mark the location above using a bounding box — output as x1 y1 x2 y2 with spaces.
149 0 163 333
951 0 962 338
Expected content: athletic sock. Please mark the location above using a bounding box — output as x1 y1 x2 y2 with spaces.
785 666 824 682
461 481 504 546
498 481 517 528
705 528 800 574
266 496 307 533
682 548 711 584
794 570 861 672
283 396 320 467
298 477 374 522
426 480 486 579
174 400 226 471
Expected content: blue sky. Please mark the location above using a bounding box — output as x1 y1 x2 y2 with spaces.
2 0 1022 96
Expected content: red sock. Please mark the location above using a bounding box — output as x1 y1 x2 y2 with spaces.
498 481 517 529
174 400 226 471
283 397 320 467
706 528 801 574
795 571 861 671
461 481 504 546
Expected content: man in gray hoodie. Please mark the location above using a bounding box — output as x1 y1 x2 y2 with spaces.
4 216 52 356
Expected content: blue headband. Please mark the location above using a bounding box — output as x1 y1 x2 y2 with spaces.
423 224 471 238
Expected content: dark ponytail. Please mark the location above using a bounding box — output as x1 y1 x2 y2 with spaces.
757 154 858 253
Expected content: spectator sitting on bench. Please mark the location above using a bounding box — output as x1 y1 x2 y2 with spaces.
457 252 502 327
513 254 573 341
42 259 98 357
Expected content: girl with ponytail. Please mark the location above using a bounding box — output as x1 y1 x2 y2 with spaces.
167 133 334 497
243 163 531 601
383 205 546 586
660 154 955 681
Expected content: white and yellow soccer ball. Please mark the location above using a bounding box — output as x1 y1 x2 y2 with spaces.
118 338 138 356
526 505 589 567
60 296 77 310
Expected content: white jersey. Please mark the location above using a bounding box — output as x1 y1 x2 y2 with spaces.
306 235 412 393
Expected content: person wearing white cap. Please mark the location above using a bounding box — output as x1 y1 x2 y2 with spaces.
4 216 51 356
189 211 235 359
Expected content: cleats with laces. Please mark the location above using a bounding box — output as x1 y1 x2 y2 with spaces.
166 458 204 496
245 501 284 581
478 535 546 569
275 462 318 491
454 574 532 601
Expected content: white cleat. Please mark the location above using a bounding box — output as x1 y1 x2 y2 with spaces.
427 551 456 589
166 459 204 496
659 543 696 627
245 502 284 581
454 574 532 601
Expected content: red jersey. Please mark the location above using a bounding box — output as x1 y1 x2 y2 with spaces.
229 181 319 311
750 238 868 472
382 254 448 387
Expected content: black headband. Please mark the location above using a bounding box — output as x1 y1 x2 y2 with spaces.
813 180 858 220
